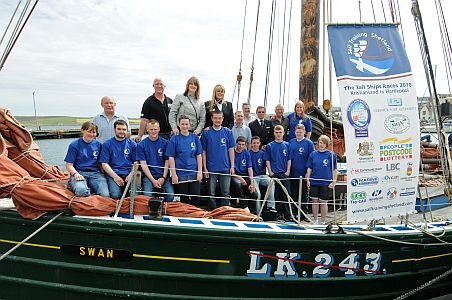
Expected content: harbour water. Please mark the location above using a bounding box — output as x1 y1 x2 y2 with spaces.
35 138 76 169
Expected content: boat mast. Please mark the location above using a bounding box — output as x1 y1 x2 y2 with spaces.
411 0 451 185
299 0 320 108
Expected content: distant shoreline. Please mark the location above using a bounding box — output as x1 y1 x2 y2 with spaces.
16 116 141 128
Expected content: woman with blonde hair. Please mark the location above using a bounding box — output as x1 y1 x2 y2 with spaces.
204 84 234 129
169 76 206 135
287 101 312 140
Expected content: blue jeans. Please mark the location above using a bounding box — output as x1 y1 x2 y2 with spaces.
208 170 231 210
69 171 109 197
106 174 129 199
142 176 174 202
253 175 275 209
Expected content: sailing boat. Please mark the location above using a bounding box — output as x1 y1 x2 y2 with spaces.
1 1 452 299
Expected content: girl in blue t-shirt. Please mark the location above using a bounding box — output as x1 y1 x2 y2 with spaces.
287 101 312 140
166 115 203 205
305 135 337 224
64 122 109 197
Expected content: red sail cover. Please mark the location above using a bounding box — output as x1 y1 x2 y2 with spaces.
0 108 67 179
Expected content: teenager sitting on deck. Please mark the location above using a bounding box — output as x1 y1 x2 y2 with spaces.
64 121 109 197
99 120 137 199
231 136 257 213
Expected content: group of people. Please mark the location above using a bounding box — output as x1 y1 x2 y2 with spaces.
64 77 337 223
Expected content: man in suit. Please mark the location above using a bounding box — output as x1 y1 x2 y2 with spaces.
249 106 274 149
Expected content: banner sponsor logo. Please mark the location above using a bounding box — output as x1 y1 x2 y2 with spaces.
369 189 384 201
400 187 416 197
350 166 382 174
351 192 367 204
381 175 399 183
384 114 410 134
386 163 400 172
386 187 398 200
379 137 413 161
351 177 379 187
387 98 402 106
356 141 374 163
347 99 371 137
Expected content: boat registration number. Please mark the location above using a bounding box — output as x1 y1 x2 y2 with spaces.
247 251 384 278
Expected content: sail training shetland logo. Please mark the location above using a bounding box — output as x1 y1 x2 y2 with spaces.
347 32 394 75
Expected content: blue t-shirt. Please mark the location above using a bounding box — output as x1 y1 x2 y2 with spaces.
99 137 137 175
234 149 252 176
287 112 312 140
263 140 292 174
249 149 266 176
201 127 235 172
136 137 168 177
306 150 337 186
64 138 102 172
166 133 203 177
289 138 315 178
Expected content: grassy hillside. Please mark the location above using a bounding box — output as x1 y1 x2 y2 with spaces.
16 116 141 127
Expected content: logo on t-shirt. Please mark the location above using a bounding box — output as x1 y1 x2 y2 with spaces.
124 148 130 159
298 147 304 154
322 159 329 167
221 138 226 145
191 142 196 151
157 148 163 156
283 149 287 156
241 159 246 166
93 151 99 158
257 158 263 166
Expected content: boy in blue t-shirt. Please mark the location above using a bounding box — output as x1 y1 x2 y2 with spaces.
249 136 275 212
201 111 235 210
166 116 203 206
65 121 109 197
137 119 174 202
99 120 137 199
289 124 314 215
306 135 337 224
264 125 292 221
231 136 257 212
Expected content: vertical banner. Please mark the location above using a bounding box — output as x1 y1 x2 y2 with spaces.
327 24 420 223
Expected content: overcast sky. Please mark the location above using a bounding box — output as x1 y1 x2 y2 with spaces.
0 0 450 117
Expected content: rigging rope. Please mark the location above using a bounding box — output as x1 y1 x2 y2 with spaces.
263 0 277 107
435 0 452 93
395 0 405 45
281 0 293 105
412 0 451 185
0 0 22 48
232 0 248 111
278 0 288 104
380 0 387 23
246 0 261 105
358 0 362 22
370 0 376 22
0 0 39 72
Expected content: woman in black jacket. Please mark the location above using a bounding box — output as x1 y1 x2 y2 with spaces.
204 84 234 129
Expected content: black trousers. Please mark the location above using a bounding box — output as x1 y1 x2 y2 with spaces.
175 180 200 206
271 173 292 218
